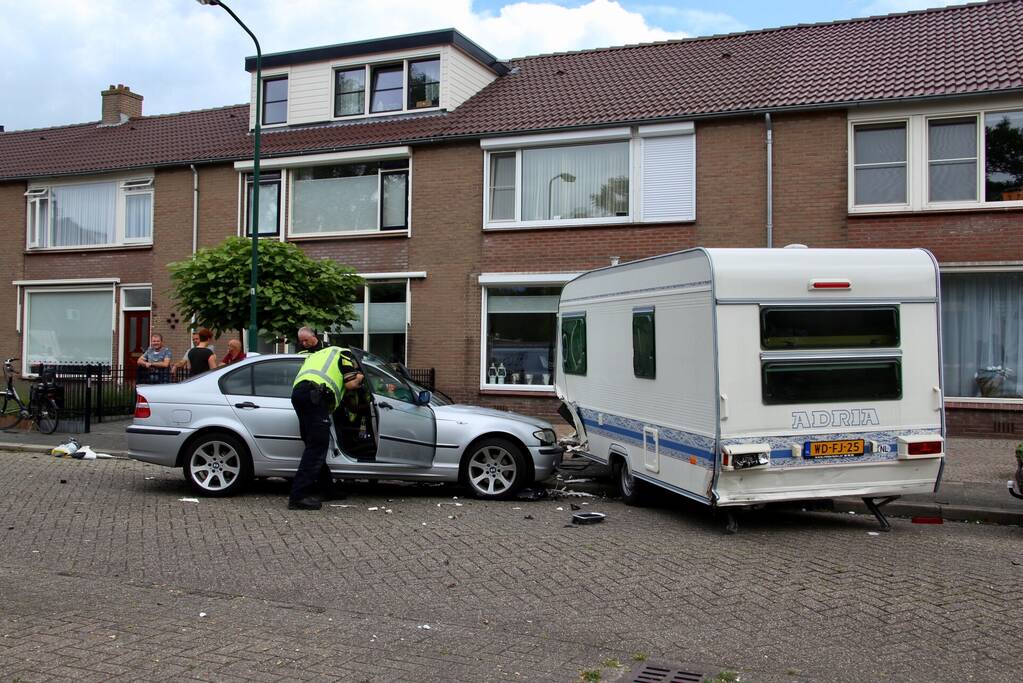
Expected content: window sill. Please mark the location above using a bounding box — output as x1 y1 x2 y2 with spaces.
287 230 408 241
483 218 694 232
849 204 1023 218
480 387 558 398
945 398 1023 409
26 243 152 255
332 106 441 122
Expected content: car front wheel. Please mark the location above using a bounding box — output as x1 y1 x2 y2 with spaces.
182 432 252 497
462 437 528 500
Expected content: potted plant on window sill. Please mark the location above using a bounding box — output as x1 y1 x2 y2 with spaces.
975 365 1015 397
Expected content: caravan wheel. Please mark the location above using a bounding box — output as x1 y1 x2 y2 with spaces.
613 457 646 505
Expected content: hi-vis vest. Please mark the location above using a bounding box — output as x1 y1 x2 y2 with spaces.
293 346 346 402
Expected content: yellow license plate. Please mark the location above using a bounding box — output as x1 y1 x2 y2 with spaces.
806 439 865 457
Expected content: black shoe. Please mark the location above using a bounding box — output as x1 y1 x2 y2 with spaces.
288 496 322 510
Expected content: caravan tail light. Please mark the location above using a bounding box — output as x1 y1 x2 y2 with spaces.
135 393 151 419
809 279 851 290
908 441 942 456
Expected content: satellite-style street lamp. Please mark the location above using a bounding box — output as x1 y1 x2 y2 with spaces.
547 172 576 219
196 0 262 353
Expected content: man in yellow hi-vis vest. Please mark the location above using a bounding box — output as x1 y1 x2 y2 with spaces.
289 346 364 510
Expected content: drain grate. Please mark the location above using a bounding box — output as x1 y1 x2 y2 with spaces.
626 661 707 683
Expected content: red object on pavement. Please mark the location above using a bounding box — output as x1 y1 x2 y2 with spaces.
911 516 944 524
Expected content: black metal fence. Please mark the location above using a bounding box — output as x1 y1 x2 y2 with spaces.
35 362 436 433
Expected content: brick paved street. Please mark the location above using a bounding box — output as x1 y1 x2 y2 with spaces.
1 450 1021 682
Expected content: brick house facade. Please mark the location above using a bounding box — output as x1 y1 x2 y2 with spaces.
2 4 1023 436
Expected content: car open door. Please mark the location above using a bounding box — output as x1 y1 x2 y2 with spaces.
362 361 436 467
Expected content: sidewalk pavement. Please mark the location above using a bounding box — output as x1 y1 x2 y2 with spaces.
1 419 1020 525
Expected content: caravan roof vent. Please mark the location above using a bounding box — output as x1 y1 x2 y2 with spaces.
784 243 808 249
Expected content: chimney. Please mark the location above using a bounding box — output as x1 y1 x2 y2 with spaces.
100 84 143 125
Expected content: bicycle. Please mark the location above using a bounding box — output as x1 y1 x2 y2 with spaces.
0 357 60 434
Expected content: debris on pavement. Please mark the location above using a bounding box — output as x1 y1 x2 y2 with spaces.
571 512 606 525
51 437 80 457
911 516 944 524
178 497 200 503
515 487 549 501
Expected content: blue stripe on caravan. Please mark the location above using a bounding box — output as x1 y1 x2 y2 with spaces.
581 418 715 463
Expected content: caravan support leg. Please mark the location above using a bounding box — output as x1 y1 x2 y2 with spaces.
723 510 739 535
861 496 899 532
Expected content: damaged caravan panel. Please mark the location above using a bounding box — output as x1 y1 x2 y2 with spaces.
555 247 945 528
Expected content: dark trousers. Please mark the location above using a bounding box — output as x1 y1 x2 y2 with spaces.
290 382 334 502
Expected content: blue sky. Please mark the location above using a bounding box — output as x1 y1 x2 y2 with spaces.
0 0 965 132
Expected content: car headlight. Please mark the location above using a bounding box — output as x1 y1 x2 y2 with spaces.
533 428 556 446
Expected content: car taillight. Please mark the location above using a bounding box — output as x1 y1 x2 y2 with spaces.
135 393 151 419
908 441 942 456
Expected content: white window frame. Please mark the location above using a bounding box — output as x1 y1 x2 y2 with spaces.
24 173 155 250
285 158 411 239
478 273 581 392
25 187 48 249
939 264 1023 404
481 123 695 230
331 53 442 121
240 170 285 239
120 178 154 244
261 74 289 127
849 99 1023 213
332 274 424 364
849 118 911 212
21 284 116 376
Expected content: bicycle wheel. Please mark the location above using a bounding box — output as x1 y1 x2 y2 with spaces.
0 396 24 431
35 399 60 435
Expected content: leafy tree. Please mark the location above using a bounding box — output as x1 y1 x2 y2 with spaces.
984 116 1023 200
168 237 362 343
590 175 629 217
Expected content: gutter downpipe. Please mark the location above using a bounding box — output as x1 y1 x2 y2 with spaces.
765 113 773 248
190 164 198 255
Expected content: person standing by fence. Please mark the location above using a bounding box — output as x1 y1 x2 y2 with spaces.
220 339 246 366
186 329 217 376
137 333 172 384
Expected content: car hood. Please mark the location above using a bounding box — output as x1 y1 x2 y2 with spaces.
434 404 551 429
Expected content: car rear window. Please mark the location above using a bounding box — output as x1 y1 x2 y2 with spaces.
761 306 900 349
761 359 902 405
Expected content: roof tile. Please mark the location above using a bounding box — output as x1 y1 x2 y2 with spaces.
2 0 1022 179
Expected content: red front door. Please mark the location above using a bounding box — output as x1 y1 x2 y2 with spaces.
123 311 150 382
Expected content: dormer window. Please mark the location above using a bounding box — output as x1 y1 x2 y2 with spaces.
333 55 441 119
262 76 288 125
370 65 403 113
408 58 440 109
335 68 366 117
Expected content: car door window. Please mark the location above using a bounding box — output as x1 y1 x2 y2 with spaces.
252 360 303 398
362 362 415 403
220 366 253 395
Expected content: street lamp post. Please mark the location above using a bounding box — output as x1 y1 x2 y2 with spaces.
547 172 576 219
197 0 262 353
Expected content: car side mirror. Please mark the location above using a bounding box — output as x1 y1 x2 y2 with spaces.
416 390 432 406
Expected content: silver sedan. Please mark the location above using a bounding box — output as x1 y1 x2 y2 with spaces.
126 350 562 499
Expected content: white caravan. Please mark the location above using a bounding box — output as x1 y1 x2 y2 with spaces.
556 247 945 531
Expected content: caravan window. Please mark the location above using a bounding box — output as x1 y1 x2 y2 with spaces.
561 314 587 375
632 308 655 379
761 306 900 349
762 359 902 404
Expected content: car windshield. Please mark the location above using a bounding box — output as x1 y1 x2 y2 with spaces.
355 349 451 406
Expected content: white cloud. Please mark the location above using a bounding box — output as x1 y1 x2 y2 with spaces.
859 0 970 15
0 0 699 131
